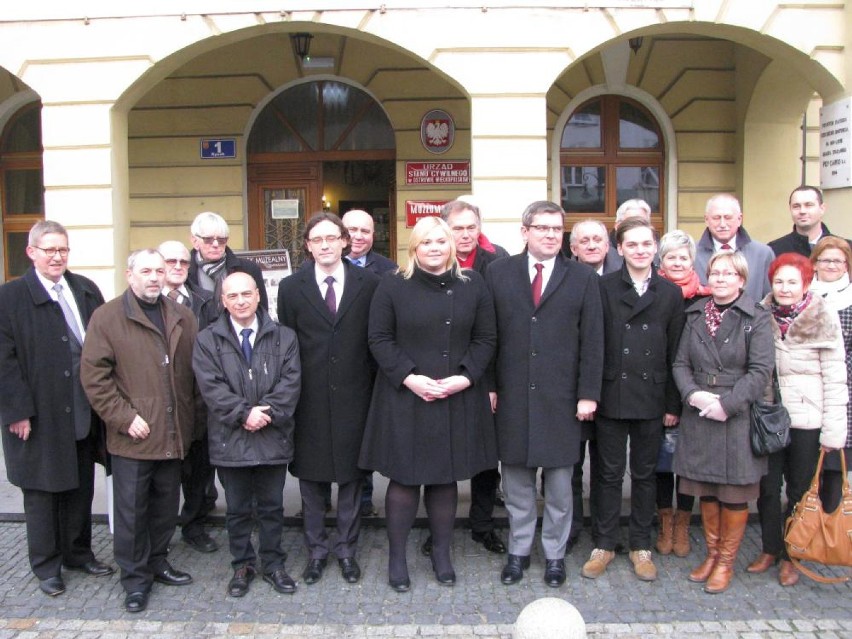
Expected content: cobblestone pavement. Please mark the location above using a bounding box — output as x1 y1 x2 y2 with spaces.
0 520 850 638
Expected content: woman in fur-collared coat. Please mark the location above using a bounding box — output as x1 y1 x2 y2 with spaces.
746 252 848 587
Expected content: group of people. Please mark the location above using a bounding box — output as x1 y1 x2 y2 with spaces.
1 185 849 614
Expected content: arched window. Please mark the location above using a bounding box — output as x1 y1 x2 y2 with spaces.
559 95 664 229
1 102 44 280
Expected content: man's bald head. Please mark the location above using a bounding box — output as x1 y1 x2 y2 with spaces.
221 272 260 327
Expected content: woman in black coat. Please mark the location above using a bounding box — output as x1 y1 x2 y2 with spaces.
359 216 497 592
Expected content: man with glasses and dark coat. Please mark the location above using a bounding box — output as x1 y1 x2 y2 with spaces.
187 211 268 310
0 220 114 598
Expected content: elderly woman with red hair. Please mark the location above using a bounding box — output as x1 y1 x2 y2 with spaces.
747 252 848 586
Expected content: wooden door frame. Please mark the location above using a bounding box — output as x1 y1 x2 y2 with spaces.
247 162 323 249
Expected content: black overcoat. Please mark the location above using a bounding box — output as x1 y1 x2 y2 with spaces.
672 295 774 485
358 268 497 485
486 253 604 468
0 267 105 491
278 261 380 483
598 266 686 420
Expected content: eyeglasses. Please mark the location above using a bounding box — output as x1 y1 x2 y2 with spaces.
527 225 564 235
194 235 228 245
816 258 847 267
307 235 342 246
32 246 70 258
709 270 739 279
164 258 190 267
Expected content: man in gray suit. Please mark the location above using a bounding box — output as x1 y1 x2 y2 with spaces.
487 201 604 588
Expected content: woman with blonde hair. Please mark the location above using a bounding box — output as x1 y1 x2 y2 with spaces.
359 216 497 591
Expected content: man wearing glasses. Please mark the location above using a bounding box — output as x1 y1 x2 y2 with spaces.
486 201 604 588
768 185 851 257
277 212 380 585
158 240 219 555
187 211 268 310
0 220 114 597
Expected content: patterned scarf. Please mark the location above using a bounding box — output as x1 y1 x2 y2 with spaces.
659 268 711 300
770 291 812 340
704 297 727 338
200 255 228 310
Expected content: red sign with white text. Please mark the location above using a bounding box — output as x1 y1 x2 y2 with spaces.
405 161 470 185
405 200 448 228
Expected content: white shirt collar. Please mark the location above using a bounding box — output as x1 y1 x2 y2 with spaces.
314 261 346 290
230 314 259 340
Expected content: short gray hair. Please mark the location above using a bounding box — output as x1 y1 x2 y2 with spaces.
615 199 651 223
441 200 481 224
190 212 230 238
705 193 741 216
127 248 163 271
29 220 68 247
521 201 564 227
658 230 697 262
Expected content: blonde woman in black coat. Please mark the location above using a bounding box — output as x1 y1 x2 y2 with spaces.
359 216 497 592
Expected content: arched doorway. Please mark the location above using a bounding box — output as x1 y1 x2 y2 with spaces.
559 94 664 231
1 101 44 279
246 79 396 266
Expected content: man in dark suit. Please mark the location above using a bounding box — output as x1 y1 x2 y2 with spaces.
0 220 114 597
278 213 380 585
487 201 604 588
341 209 397 275
187 211 269 310
768 185 851 257
582 217 685 583
158 240 219 555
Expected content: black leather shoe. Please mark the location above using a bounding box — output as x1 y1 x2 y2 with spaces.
302 558 327 585
500 554 530 585
432 564 456 586
471 530 507 554
227 565 256 598
39 576 66 596
544 558 566 588
388 575 410 592
421 535 433 557
64 559 115 577
124 590 148 613
338 557 361 584
263 568 296 594
153 563 193 586
184 532 218 554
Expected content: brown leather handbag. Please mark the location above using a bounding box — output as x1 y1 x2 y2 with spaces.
783 450 852 584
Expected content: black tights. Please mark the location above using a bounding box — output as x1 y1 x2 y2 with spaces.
656 472 696 511
385 480 458 581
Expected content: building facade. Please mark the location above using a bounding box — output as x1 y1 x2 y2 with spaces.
1 1 850 294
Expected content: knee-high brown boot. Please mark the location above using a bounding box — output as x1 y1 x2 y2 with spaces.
704 507 749 594
688 500 720 583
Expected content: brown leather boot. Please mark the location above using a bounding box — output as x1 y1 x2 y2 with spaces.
688 500 720 583
746 552 777 574
778 559 800 587
655 508 674 555
704 507 749 594
672 510 691 558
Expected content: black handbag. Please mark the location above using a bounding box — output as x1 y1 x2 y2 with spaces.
749 368 791 456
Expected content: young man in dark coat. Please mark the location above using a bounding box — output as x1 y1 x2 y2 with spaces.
582 217 685 582
194 272 301 598
768 185 851 257
187 211 269 310
486 201 604 588
278 212 380 585
0 220 114 597
158 240 219 555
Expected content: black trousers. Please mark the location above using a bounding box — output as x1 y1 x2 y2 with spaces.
111 455 182 594
595 417 662 551
571 439 599 542
22 436 96 579
756 428 821 558
218 464 287 572
469 467 500 534
300 478 363 560
180 435 215 540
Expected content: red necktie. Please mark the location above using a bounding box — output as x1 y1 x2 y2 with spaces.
531 263 544 307
721 244 732 250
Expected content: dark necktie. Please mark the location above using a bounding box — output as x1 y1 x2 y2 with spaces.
721 243 732 250
240 328 253 363
531 263 544 307
53 283 83 344
167 288 181 303
324 276 337 315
